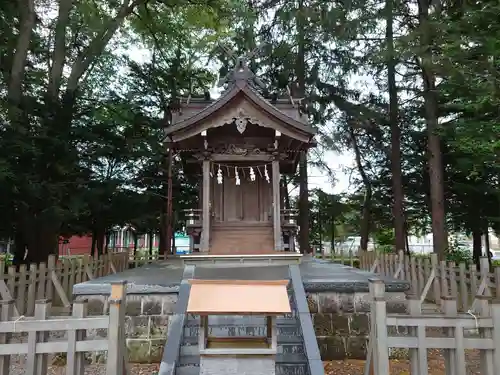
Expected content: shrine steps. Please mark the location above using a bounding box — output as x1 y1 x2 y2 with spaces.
175 301 310 375
209 223 274 254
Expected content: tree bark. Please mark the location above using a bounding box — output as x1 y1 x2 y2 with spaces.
472 228 482 267
349 127 372 251
48 0 73 97
296 0 309 254
7 0 35 104
386 0 406 252
417 0 448 259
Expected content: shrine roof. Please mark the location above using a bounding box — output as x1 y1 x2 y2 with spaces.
186 279 291 315
164 58 316 140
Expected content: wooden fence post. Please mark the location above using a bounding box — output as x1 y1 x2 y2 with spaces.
0 299 14 375
430 253 440 304
407 295 420 375
492 299 500 371
108 281 128 375
476 296 494 375
26 299 50 375
67 300 87 375
442 296 457 375
458 263 468 311
369 279 389 375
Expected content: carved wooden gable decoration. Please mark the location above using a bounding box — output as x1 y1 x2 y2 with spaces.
164 53 316 146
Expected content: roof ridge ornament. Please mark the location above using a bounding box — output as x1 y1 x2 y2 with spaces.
217 44 266 90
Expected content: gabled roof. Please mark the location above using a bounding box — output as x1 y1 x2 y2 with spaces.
165 61 316 140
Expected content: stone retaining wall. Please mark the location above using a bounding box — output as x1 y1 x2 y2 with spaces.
76 288 406 363
75 293 177 363
307 290 406 360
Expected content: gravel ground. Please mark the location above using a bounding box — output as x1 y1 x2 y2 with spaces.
324 350 481 375
7 350 481 375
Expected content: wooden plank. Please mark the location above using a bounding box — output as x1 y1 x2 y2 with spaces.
0 279 20 317
442 297 457 375
67 300 86 375
0 316 109 332
0 300 13 375
51 270 71 308
0 340 109 355
17 264 27 315
477 297 494 375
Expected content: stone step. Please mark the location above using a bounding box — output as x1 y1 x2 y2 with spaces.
175 365 200 375
178 352 307 365
179 342 305 357
184 315 299 326
183 325 302 338
182 334 304 345
176 362 309 375
276 363 309 375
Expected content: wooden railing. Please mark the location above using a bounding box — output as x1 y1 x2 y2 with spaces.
366 279 500 375
359 250 500 312
0 252 128 317
0 281 129 375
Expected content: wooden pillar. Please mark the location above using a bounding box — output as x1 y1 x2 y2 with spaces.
202 159 211 252
272 159 282 250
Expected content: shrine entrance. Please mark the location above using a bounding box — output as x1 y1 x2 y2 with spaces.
212 164 272 223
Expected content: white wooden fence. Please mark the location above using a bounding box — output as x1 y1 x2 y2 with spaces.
365 279 500 375
362 250 500 312
0 281 129 375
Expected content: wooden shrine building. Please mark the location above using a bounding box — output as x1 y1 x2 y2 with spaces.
164 53 316 254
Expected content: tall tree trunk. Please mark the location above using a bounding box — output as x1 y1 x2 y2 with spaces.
472 228 482 267
296 0 309 254
386 0 406 252
349 127 372 251
417 0 448 259
149 230 154 256
91 230 97 258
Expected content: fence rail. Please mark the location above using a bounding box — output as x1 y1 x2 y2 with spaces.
0 252 128 317
366 279 500 375
359 250 500 312
0 281 129 375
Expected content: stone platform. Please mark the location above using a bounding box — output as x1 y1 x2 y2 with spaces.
73 255 409 362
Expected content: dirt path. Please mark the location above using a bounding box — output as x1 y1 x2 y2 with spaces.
324 350 481 375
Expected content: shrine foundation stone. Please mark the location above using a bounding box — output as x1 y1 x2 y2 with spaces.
73 258 409 362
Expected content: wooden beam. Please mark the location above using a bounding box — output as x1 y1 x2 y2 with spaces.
201 159 211 252
272 160 282 251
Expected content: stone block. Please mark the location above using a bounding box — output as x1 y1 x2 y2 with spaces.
149 341 165 362
340 294 355 313
141 297 162 315
317 336 346 360
348 314 369 336
78 296 105 315
346 337 367 359
306 293 319 313
127 340 153 363
122 316 151 339
317 293 340 313
330 315 349 336
125 298 142 316
150 315 170 338
352 293 370 313
312 313 333 335
201 356 275 375
161 295 178 314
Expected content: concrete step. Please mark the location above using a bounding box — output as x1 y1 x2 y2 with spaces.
182 333 304 345
175 365 200 375
276 363 309 375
